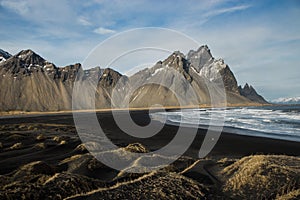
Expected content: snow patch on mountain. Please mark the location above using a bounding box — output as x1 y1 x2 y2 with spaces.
197 58 226 82
0 56 6 63
152 67 166 76
0 49 12 63
272 97 300 104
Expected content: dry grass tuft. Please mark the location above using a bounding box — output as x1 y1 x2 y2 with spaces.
60 154 85 164
217 157 237 167
75 144 87 152
222 155 300 199
52 136 61 142
9 142 22 150
59 140 67 145
13 161 55 178
18 124 27 129
123 143 149 153
276 189 300 200
33 143 46 150
65 171 212 199
36 134 45 141
27 125 37 131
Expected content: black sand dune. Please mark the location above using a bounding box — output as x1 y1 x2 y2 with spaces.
0 111 299 199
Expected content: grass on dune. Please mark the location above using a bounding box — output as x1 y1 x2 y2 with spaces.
222 155 300 199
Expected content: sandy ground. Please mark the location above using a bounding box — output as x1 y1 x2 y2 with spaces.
0 110 299 199
0 102 269 117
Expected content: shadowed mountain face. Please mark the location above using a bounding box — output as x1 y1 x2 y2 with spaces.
0 46 268 112
0 50 81 111
0 49 11 63
238 83 268 104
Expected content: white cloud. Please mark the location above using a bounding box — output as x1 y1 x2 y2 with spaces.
83 28 200 73
203 5 251 18
93 27 116 35
1 0 74 23
0 0 79 39
0 0 29 15
78 16 92 26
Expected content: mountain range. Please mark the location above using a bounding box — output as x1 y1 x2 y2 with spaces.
0 46 268 112
272 97 300 104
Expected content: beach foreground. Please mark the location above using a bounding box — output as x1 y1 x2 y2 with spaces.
0 111 299 199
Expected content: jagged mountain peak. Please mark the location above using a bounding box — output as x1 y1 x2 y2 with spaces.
238 83 268 104
188 45 212 55
187 46 238 93
3 49 57 72
17 49 35 56
0 46 269 111
239 83 253 93
240 83 256 91
164 51 186 62
0 49 12 63
102 67 122 75
195 45 212 56
172 50 185 57
0 49 68 79
142 46 239 93
98 67 124 88
0 49 12 59
243 83 250 89
15 49 48 63
162 50 189 74
187 45 214 73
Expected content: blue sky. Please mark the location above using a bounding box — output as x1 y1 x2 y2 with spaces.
0 0 299 100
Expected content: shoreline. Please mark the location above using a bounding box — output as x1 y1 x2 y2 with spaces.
0 110 299 158
0 102 271 117
1 106 299 145
159 120 300 143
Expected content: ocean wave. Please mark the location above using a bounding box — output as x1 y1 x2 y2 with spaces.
151 105 300 142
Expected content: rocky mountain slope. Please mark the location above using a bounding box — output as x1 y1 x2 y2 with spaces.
0 46 268 112
0 50 80 111
238 83 268 104
0 49 11 63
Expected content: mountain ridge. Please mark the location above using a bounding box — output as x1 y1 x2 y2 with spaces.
238 83 268 104
0 46 269 112
272 96 300 104
0 49 12 63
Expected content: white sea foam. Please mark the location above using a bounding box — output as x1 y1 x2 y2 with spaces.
151 105 300 142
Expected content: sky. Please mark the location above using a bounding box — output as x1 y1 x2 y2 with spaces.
0 0 299 100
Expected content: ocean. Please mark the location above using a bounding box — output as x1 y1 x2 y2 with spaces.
151 105 300 142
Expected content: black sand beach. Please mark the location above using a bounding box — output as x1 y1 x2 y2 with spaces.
1 110 299 157
0 110 299 199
